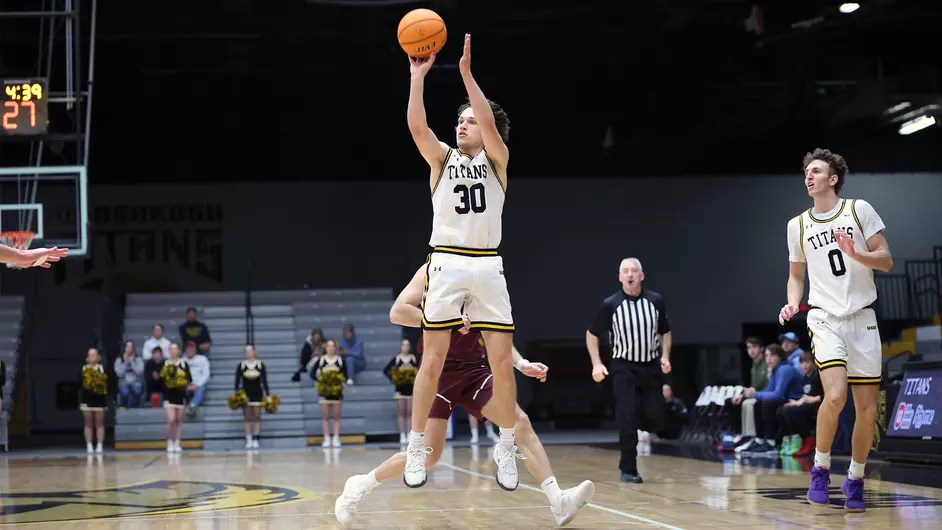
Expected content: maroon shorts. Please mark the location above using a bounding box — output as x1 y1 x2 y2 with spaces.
429 360 493 421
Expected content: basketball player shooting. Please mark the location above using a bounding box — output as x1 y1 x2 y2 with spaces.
780 148 893 512
334 263 595 528
0 243 69 268
404 33 519 490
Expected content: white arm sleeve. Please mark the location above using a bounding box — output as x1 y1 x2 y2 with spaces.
787 215 805 263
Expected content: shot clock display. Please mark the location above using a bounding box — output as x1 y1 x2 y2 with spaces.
2 78 49 135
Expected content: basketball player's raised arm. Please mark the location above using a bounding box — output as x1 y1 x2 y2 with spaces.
0 243 68 269
458 34 509 172
407 54 449 180
389 264 427 328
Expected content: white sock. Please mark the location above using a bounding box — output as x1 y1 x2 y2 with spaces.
87 443 93 451
848 459 865 480
364 470 380 489
499 427 515 444
409 430 425 444
541 476 562 503
814 450 831 469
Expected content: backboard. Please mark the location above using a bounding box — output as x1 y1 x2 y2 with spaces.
0 166 88 256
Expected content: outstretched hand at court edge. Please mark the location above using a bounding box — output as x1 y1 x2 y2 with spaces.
8 246 69 268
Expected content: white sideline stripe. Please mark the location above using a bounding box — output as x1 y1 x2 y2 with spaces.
19 505 551 525
438 461 686 530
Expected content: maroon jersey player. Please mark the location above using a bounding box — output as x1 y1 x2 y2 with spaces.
333 263 595 528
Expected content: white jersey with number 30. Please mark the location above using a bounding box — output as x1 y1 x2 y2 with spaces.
428 148 506 249
787 198 885 317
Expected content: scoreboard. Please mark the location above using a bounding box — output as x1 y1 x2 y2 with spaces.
2 78 49 135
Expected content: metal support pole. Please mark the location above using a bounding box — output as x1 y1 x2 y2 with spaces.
83 0 98 167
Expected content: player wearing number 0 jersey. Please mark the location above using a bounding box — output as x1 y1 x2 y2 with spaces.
780 148 894 513
403 33 520 492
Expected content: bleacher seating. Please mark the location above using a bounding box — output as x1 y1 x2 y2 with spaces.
114 288 401 449
0 296 24 451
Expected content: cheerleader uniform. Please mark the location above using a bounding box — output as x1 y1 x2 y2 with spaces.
314 355 345 404
235 360 270 406
383 353 418 399
80 363 108 411
161 358 192 409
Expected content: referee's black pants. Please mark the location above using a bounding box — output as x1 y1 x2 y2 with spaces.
611 359 666 475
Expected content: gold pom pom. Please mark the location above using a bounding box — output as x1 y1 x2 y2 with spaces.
390 366 418 386
82 367 108 395
264 394 280 414
316 370 346 400
227 390 248 410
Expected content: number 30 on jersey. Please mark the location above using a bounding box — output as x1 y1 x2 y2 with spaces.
454 183 486 214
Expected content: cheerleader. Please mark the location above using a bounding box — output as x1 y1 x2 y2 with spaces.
80 348 108 454
313 339 345 448
235 344 269 449
383 339 418 444
161 343 192 453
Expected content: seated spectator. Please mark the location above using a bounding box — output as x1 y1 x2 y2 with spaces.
718 337 768 452
658 384 688 440
780 331 804 372
179 307 212 357
339 324 366 385
184 341 211 416
776 351 823 456
735 343 803 455
145 346 165 404
142 324 171 362
115 340 145 408
292 328 326 382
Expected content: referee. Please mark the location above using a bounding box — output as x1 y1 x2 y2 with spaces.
586 257 672 484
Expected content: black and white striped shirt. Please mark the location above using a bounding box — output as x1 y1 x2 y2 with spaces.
588 289 670 363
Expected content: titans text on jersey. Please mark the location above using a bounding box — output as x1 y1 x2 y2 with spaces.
447 163 489 181
804 225 856 251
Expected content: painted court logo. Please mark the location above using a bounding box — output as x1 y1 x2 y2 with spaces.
739 486 942 509
0 479 317 524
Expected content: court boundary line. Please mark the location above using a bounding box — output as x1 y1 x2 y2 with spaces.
437 461 686 530
0 505 552 526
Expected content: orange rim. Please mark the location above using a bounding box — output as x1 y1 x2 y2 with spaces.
0 230 36 249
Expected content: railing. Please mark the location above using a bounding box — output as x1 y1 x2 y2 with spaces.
905 259 941 323
244 261 255 345
875 273 911 321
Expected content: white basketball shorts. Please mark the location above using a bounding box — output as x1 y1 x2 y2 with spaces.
421 247 514 333
806 306 882 384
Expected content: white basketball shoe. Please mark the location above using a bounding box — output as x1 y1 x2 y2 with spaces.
493 442 525 491
334 474 374 529
551 480 596 526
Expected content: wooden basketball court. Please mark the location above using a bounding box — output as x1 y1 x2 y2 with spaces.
0 443 940 528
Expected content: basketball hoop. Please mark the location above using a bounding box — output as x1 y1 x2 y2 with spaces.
0 230 36 269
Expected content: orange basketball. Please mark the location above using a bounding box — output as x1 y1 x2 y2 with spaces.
397 9 447 58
